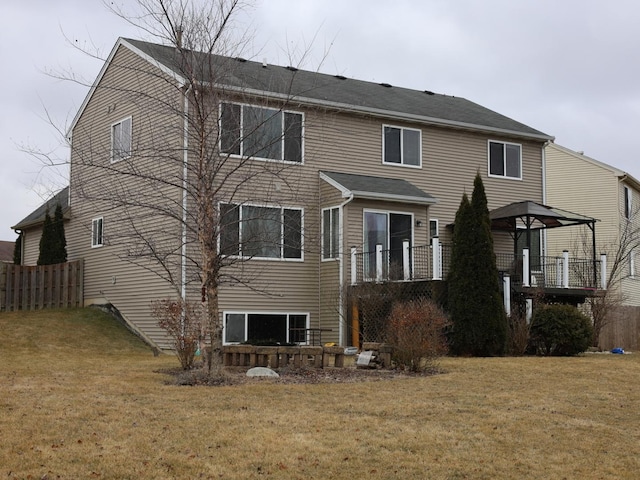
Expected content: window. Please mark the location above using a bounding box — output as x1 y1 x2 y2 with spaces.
429 219 439 245
322 207 340 259
383 125 421 167
223 312 308 344
91 217 104 248
363 210 413 279
111 117 132 162
624 186 632 220
488 140 521 179
220 103 303 162
220 203 303 259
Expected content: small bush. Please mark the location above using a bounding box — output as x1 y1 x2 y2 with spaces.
385 298 449 372
529 304 593 356
151 299 203 369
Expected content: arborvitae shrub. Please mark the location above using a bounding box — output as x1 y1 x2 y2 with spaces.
529 304 593 356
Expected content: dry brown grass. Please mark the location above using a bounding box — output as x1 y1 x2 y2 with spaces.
2 308 640 479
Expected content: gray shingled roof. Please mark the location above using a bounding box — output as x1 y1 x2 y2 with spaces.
12 186 70 230
321 171 436 205
124 38 552 141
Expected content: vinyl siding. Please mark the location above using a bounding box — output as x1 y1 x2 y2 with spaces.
21 226 42 265
68 45 183 348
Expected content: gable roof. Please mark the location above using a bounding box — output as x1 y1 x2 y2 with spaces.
546 143 640 191
320 171 437 205
12 186 70 231
70 37 553 142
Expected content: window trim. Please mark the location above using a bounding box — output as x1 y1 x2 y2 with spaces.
222 311 310 345
110 116 132 163
91 217 104 248
429 218 439 245
382 124 422 168
219 102 305 164
321 206 340 261
487 139 522 180
219 202 304 261
624 185 632 220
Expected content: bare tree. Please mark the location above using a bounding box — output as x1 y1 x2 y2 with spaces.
572 201 640 346
37 0 326 374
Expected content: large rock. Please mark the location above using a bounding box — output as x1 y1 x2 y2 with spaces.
246 367 280 378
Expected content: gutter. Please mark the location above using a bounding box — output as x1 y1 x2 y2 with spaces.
337 192 354 346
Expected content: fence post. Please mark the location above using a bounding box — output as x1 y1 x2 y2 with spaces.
563 250 569 288
402 240 410 281
522 248 530 287
503 274 511 316
350 247 357 285
375 244 383 282
432 237 441 280
600 253 607 290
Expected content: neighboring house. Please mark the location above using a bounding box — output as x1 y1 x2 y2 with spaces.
0 240 15 263
546 143 640 307
12 187 70 265
16 37 566 348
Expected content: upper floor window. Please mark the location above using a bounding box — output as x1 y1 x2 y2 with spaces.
111 117 132 162
624 186 632 220
220 203 303 260
429 219 439 245
92 217 104 248
322 207 340 260
383 125 421 167
220 103 303 163
488 140 521 179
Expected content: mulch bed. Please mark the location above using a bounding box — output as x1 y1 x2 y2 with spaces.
159 364 442 387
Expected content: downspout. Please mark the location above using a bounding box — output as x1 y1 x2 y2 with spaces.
181 86 192 302
337 193 354 346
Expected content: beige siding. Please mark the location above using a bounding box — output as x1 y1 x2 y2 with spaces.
21 226 42 265
68 45 183 348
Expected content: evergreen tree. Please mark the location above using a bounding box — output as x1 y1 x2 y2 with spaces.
50 203 67 264
13 232 22 265
37 207 53 265
448 173 508 356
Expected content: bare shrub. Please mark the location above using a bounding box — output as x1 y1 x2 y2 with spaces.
385 298 449 372
151 299 203 370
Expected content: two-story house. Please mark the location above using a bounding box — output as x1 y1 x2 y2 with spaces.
546 143 640 348
15 37 559 349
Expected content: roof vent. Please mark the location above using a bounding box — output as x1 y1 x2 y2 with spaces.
380 82 392 88
286 66 298 72
262 58 267 68
577 151 584 155
235 57 247 63
334 74 347 80
424 90 435 95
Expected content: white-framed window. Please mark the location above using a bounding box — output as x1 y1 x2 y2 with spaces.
111 117 132 162
363 209 413 280
220 203 303 260
220 102 303 163
429 219 439 245
223 312 309 345
91 217 104 248
488 140 522 179
322 207 340 260
624 186 632 220
382 125 421 167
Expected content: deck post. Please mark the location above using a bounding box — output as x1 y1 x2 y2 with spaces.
432 237 441 280
350 247 357 285
522 248 530 287
526 299 533 323
375 244 383 282
503 274 511 316
562 250 569 288
600 253 607 290
402 240 410 280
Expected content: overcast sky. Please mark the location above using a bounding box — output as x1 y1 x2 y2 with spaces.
2 0 640 241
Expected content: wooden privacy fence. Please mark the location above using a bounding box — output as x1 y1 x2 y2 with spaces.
0 260 84 311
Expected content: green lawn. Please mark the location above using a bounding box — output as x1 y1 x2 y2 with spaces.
1 308 639 479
